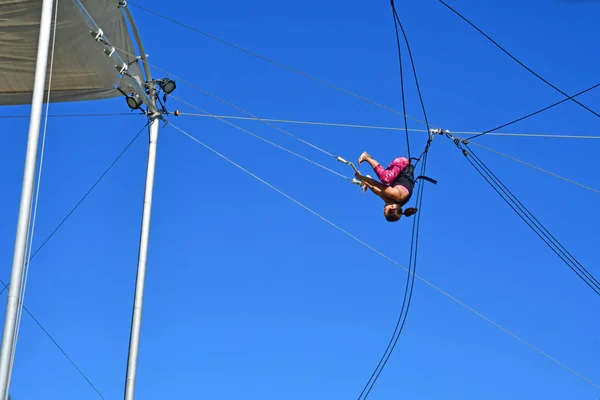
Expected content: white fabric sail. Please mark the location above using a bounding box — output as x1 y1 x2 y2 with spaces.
0 0 143 105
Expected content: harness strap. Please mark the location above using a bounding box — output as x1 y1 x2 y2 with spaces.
416 175 437 185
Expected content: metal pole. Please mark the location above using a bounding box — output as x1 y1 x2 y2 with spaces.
0 0 55 398
124 115 160 400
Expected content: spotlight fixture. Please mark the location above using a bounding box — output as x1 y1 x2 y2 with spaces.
158 78 176 94
126 93 143 110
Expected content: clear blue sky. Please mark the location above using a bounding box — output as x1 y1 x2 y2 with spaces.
1 0 599 398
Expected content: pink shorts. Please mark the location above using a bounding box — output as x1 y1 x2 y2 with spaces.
374 157 409 185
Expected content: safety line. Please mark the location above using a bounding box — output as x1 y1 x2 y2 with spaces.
439 0 600 123
115 8 434 129
169 122 600 391
169 96 348 181
471 143 600 195
174 113 600 140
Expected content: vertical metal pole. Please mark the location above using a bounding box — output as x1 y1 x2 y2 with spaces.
124 115 160 400
0 1 55 398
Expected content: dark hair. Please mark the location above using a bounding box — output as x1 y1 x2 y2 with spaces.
403 207 418 217
384 206 403 222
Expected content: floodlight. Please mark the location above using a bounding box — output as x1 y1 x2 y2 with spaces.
126 93 143 109
159 78 176 94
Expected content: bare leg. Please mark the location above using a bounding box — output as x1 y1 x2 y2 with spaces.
358 151 380 169
359 152 406 185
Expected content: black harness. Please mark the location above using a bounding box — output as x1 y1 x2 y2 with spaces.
391 161 437 206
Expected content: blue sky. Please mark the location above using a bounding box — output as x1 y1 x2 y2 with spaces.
1 0 599 398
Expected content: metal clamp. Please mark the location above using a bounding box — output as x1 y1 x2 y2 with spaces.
116 62 128 75
103 46 116 57
336 156 359 174
91 28 104 41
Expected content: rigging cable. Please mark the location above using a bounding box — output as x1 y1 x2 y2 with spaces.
114 45 380 184
169 93 336 158
109 35 599 385
173 112 600 140
439 0 600 121
27 121 150 262
112 11 434 129
115 42 600 147
447 135 600 295
169 95 349 181
168 121 599 390
171 106 600 196
471 142 600 196
467 82 600 140
392 2 431 130
3 112 600 140
0 279 105 399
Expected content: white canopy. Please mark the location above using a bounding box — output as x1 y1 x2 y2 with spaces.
0 0 144 105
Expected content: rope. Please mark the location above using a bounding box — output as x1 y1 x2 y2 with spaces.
169 96 349 181
392 2 431 130
174 113 600 139
467 82 600 140
448 136 600 296
169 122 600 390
359 7 434 395
439 0 600 122
471 142 600 195
390 2 411 159
116 8 434 129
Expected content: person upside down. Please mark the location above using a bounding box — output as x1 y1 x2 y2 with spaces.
354 151 418 222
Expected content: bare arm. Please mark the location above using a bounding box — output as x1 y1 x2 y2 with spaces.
357 174 403 202
363 180 390 202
